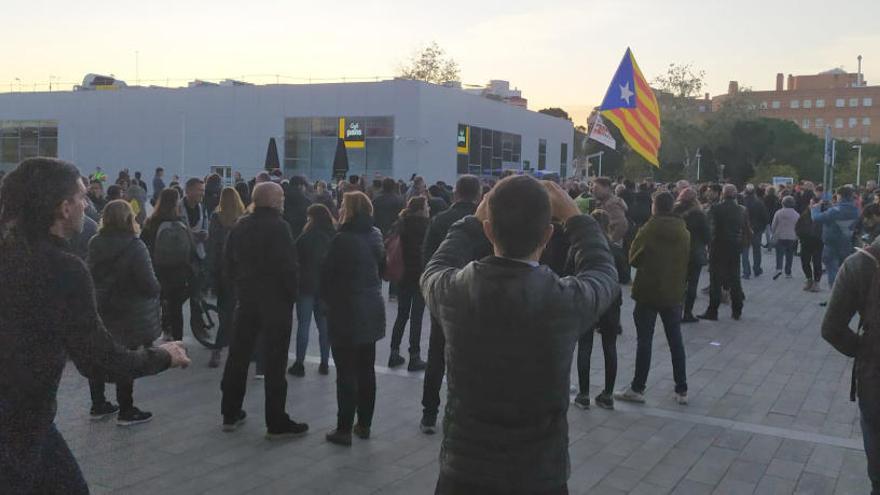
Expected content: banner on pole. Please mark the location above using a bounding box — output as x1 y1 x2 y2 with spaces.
588 115 617 150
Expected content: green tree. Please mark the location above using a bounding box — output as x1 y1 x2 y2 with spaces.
750 164 799 184
398 41 460 84
538 107 572 121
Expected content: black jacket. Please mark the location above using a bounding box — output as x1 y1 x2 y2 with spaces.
421 215 619 493
395 215 430 287
629 191 652 226
320 214 386 346
225 207 298 304
708 198 748 249
674 200 711 266
283 187 312 240
743 192 769 233
0 231 170 491
428 197 449 218
422 202 481 264
88 231 161 347
372 192 405 236
296 225 336 296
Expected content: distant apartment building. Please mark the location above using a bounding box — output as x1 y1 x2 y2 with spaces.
713 64 880 143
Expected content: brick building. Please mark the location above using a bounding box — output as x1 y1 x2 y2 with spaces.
713 66 880 143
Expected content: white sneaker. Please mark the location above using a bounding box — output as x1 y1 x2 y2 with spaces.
613 387 645 404
674 392 688 405
254 374 265 380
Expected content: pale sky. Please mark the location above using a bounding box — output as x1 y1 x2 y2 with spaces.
4 0 879 124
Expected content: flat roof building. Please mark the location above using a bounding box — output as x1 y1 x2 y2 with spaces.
0 79 573 183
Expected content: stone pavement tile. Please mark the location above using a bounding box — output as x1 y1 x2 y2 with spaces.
643 459 692 489
684 446 739 485
371 463 438 495
600 466 647 492
203 473 274 495
834 471 872 495
671 479 714 495
568 453 626 492
629 481 671 495
805 445 847 478
725 459 768 484
795 472 837 495
572 482 626 495
765 458 805 481
739 435 783 464
620 436 675 472
775 438 817 463
712 429 752 451
711 476 757 495
754 475 798 495
675 424 724 453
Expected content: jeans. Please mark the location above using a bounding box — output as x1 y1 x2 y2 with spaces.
421 316 446 419
823 249 844 289
775 239 796 275
683 261 703 316
576 331 617 395
0 423 89 494
800 238 823 282
708 246 745 314
220 296 294 429
741 227 764 277
632 303 687 394
390 283 425 355
331 342 377 431
294 294 330 365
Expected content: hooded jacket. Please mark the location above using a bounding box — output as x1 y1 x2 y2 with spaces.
812 199 859 258
629 214 691 308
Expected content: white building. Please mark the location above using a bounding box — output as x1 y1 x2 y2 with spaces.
0 79 572 184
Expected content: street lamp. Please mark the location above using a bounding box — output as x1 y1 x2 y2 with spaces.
876 163 880 185
853 144 863 187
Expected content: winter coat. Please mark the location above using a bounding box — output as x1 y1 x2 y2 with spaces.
796 207 823 243
422 202 482 264
313 191 339 219
629 191 653 227
674 200 710 266
595 195 629 243
372 192 405 236
771 207 800 242
296 225 336 296
629 215 690 309
207 213 236 288
394 214 430 287
88 231 161 347
320 213 386 346
70 215 98 260
428 197 449 218
225 207 298 304
283 186 312 240
708 198 748 250
421 215 619 493
743 192 769 233
812 200 859 258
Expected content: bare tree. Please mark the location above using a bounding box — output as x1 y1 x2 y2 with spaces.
398 42 460 84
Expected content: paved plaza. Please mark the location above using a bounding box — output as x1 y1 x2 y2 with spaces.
56 264 871 494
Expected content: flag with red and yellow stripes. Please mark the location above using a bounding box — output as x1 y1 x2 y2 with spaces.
599 48 661 167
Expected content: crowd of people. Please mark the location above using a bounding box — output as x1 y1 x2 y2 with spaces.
3 157 880 494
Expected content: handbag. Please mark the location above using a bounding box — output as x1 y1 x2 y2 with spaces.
383 231 405 283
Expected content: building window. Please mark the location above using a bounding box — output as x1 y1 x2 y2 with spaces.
815 118 825 127
0 121 58 171
771 101 781 109
865 98 874 107
816 99 825 108
849 117 858 128
560 143 568 179
283 116 394 180
538 139 547 171
790 100 800 109
864 117 872 126
802 119 810 129
863 137 870 143
803 99 812 108
760 101 768 110
850 98 859 107
836 99 845 108
835 118 844 128
457 124 521 176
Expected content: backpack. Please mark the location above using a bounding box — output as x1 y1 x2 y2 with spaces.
383 231 404 283
153 221 193 267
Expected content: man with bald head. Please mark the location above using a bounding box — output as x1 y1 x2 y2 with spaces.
700 184 749 321
220 182 309 438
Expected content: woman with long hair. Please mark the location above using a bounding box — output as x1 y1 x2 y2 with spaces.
206 187 247 367
321 191 385 446
388 196 430 371
87 200 162 425
142 188 195 342
288 204 336 377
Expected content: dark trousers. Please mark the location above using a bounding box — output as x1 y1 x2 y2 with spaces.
421 316 446 419
632 303 687 394
683 261 703 316
390 283 425 355
189 259 205 329
435 474 568 495
0 424 89 495
220 297 294 429
331 342 377 431
158 272 188 341
775 239 796 275
215 282 236 349
741 227 764 276
708 247 745 313
89 378 134 411
859 363 880 495
576 331 617 395
800 238 823 282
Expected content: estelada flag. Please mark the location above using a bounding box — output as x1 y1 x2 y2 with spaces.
599 48 661 167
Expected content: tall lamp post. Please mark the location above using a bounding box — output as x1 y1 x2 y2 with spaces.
853 144 863 187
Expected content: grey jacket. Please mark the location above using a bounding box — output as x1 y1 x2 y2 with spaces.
421 215 619 492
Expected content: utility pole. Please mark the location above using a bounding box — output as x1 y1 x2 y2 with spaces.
853 144 863 187
695 148 702 182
